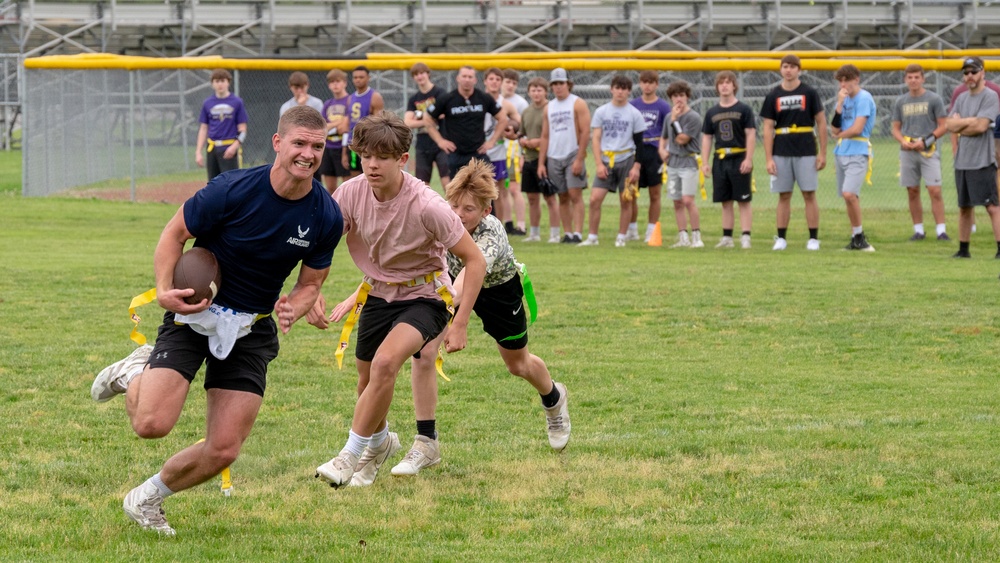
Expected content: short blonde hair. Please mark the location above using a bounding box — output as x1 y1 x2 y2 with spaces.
446 159 498 210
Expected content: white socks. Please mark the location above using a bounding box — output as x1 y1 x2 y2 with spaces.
344 430 370 458
913 223 925 235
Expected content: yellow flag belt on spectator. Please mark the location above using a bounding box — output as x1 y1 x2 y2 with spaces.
129 288 158 345
506 140 522 185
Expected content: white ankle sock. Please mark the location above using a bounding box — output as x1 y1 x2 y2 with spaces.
852 226 863 236
149 473 174 498
550 227 561 239
344 431 370 458
530 226 540 236
914 223 925 235
936 223 947 236
368 425 388 449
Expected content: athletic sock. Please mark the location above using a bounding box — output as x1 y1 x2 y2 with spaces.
742 231 751 237
530 226 540 237
936 223 947 236
645 223 656 236
574 232 583 239
344 430 370 458
809 228 819 240
723 229 733 237
541 383 561 408
586 234 598 242
368 425 388 449
416 419 437 440
628 222 638 234
777 228 787 239
914 223 925 235
550 227 561 239
852 225 863 236
149 473 174 498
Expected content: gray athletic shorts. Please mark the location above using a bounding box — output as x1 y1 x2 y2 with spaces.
547 152 588 192
769 155 818 193
592 156 634 193
899 150 942 187
666 166 699 200
835 154 868 197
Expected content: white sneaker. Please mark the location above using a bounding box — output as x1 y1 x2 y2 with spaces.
349 432 401 487
544 382 571 451
523 234 541 242
577 237 599 246
741 234 752 249
715 236 734 248
614 238 627 248
670 231 691 248
391 435 441 476
123 481 176 536
625 231 640 241
691 230 705 248
772 237 787 251
547 235 562 243
92 345 152 402
315 450 359 488
806 238 821 251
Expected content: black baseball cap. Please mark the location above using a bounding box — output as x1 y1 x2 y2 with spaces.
962 56 985 72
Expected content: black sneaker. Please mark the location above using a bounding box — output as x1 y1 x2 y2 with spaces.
510 227 526 236
937 232 951 241
572 233 582 243
952 249 972 258
560 234 574 244
909 232 926 241
844 235 860 250
504 221 515 234
856 233 875 252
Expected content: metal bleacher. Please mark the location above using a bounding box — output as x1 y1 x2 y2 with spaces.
2 0 999 58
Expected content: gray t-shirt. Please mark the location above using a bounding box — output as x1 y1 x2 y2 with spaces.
279 95 324 116
953 88 1000 170
591 102 647 163
892 91 945 141
662 109 702 168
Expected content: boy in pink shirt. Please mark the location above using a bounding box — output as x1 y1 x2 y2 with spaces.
314 112 485 488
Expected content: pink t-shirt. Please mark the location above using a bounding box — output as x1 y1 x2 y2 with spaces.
334 172 465 302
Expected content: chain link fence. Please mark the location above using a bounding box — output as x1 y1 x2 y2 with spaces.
23 65 978 210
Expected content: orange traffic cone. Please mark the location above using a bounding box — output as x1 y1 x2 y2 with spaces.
647 222 662 247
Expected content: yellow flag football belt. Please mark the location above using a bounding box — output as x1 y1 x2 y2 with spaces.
602 149 633 169
775 125 814 135
904 136 937 158
128 288 267 346
505 140 522 184
206 138 236 153
837 136 874 185
715 147 747 159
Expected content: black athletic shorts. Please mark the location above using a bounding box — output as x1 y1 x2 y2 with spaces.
415 147 450 183
147 311 279 397
207 145 239 180
712 157 753 203
320 146 349 178
635 144 664 188
472 274 528 350
956 165 999 208
447 152 490 177
521 159 541 194
355 295 451 362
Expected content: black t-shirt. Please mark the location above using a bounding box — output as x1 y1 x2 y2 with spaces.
427 88 502 155
759 82 823 157
407 85 444 152
702 101 756 155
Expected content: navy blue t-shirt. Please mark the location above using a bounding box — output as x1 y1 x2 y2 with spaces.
183 165 343 314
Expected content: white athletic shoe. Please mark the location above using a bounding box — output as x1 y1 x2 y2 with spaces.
523 234 541 242
349 432 401 487
92 345 152 402
391 435 442 476
715 236 734 248
741 234 752 249
625 231 640 242
772 237 787 251
547 235 562 244
670 231 691 248
315 450 359 488
544 382 571 451
690 230 705 248
123 481 176 536
806 238 821 251
577 238 599 246
614 238 627 248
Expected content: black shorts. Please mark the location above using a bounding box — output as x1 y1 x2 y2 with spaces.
146 311 279 397
414 147 450 183
472 274 528 350
635 145 664 188
956 165 999 208
712 157 753 203
521 159 541 194
447 152 490 176
207 144 239 180
355 295 451 362
320 146 349 178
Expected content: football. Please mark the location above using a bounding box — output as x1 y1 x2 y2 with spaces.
173 247 221 305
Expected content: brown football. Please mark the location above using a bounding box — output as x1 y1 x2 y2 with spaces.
173 247 222 305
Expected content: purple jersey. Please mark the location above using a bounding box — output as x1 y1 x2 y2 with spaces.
348 89 375 131
322 95 350 149
630 97 671 146
199 94 248 141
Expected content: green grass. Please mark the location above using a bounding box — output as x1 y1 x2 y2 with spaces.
3 188 1000 560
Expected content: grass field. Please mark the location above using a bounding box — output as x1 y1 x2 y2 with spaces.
4 149 1000 560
